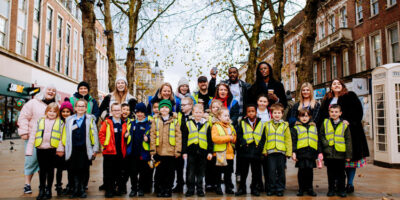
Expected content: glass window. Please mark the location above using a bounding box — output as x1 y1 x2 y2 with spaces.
285 48 289 64
65 25 71 76
389 26 400 62
340 7 347 28
322 59 327 83
296 40 300 61
319 22 325 39
371 0 379 16
290 45 294 62
374 84 386 151
34 0 41 21
55 50 61 71
46 7 53 31
45 44 50 67
16 28 24 55
371 34 381 68
0 17 7 47
331 55 337 79
356 41 366 72
57 16 62 38
343 49 349 76
356 0 363 24
32 36 39 62
388 0 397 6
395 83 400 152
313 63 318 85
329 15 335 34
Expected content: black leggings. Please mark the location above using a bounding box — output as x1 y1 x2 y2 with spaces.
36 148 56 188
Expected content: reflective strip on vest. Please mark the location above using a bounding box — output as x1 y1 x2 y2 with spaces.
104 121 111 147
186 121 208 150
61 117 95 147
241 120 263 146
177 113 182 126
294 125 318 150
155 118 176 146
266 122 287 151
324 119 347 152
35 118 63 148
213 124 236 152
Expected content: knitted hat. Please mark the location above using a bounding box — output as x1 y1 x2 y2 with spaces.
115 76 128 85
135 102 147 113
178 77 189 88
159 99 172 111
60 97 73 113
77 81 90 91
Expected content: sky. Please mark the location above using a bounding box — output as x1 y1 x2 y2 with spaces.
107 0 305 93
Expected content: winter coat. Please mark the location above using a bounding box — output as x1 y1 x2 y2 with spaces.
70 92 100 120
208 95 240 128
150 113 182 157
211 121 237 160
98 118 127 157
126 118 151 160
249 79 287 108
318 91 369 161
236 117 266 159
263 120 292 157
288 102 321 127
290 121 321 160
57 114 100 160
181 117 213 155
99 93 137 120
319 119 352 160
26 118 59 155
146 90 178 115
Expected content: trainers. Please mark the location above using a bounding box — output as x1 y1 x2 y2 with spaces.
24 184 32 194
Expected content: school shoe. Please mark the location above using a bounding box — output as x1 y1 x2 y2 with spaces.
45 186 52 199
297 190 304 196
172 185 183 193
55 184 63 196
235 188 246 196
205 185 214 192
266 191 274 196
276 191 284 196
251 189 260 196
185 189 195 197
307 190 317 196
327 190 335 197
24 184 32 194
80 185 87 198
215 187 223 195
137 189 144 197
99 184 106 191
225 187 234 194
36 187 45 200
129 190 137 197
346 185 354 193
338 191 347 197
197 190 205 197
163 189 172 197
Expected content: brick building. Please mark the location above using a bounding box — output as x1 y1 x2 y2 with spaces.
0 0 108 138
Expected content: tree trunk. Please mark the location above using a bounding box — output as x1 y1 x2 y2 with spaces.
297 0 319 91
103 0 117 92
80 0 98 99
245 48 258 84
273 30 284 81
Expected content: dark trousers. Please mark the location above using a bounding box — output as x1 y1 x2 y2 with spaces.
173 156 185 187
205 159 217 187
69 167 88 193
215 159 234 189
128 155 151 191
298 168 313 191
103 155 124 192
37 148 56 188
325 159 346 192
239 157 262 191
155 156 175 191
264 153 286 192
186 153 206 191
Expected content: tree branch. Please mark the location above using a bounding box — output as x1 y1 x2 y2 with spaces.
228 0 250 42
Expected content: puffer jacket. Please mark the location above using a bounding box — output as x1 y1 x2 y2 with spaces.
212 121 237 160
150 113 182 157
99 118 127 157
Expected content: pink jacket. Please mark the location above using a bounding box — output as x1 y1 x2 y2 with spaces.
26 119 56 155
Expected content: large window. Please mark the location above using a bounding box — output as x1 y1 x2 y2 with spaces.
33 0 41 22
45 44 50 67
329 15 335 34
331 55 337 79
356 40 366 72
296 40 300 62
322 59 327 83
65 24 71 75
343 49 350 77
313 63 318 85
388 0 397 6
356 0 363 24
290 45 294 62
32 36 39 62
370 33 382 68
374 84 386 151
319 22 325 39
285 48 289 64
32 0 41 61
0 0 9 47
370 0 379 16
388 26 400 62
290 71 295 91
46 7 52 31
339 7 347 28
16 0 27 55
56 16 62 71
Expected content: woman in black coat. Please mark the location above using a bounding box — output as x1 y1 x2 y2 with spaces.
249 62 287 108
208 83 240 127
317 79 369 193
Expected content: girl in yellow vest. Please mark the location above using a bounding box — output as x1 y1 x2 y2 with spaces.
149 99 182 198
262 103 292 197
291 108 322 197
211 107 236 195
319 104 352 197
26 103 63 200
204 99 222 192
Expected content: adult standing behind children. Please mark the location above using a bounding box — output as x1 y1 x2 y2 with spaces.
317 79 369 194
193 71 217 110
18 85 59 194
147 82 178 114
69 81 100 120
209 83 240 127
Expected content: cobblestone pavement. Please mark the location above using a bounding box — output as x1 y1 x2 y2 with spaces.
0 139 399 200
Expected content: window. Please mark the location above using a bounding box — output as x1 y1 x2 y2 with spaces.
65 25 71 75
343 49 350 76
34 0 41 21
313 63 318 85
395 84 400 152
388 26 400 62
285 48 289 64
32 36 39 62
370 0 379 16
73 29 78 79
329 15 335 34
319 22 325 39
356 1 363 24
370 33 382 68
339 7 347 28
388 0 397 6
296 40 300 61
45 44 50 67
79 36 84 81
55 50 61 71
322 59 327 83
331 55 337 79
374 84 386 151
290 45 294 62
57 16 62 38
290 71 296 91
46 7 53 31
16 0 27 55
356 40 366 72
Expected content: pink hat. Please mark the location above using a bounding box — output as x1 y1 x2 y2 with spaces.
60 97 73 113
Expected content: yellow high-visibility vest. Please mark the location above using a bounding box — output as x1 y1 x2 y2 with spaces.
213 124 236 152
241 120 263 146
294 124 318 150
186 121 208 150
61 117 95 146
126 118 150 151
323 119 347 152
265 121 288 151
155 118 177 146
35 118 63 148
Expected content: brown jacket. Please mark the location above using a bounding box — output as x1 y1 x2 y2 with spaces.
212 121 237 160
150 113 182 157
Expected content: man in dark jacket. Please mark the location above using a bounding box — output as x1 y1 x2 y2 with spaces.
192 73 217 110
70 81 100 120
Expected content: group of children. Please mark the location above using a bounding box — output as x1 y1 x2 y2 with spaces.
27 92 352 199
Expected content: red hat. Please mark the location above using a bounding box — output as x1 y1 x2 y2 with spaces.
60 97 73 113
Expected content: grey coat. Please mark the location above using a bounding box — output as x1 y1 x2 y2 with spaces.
57 114 100 160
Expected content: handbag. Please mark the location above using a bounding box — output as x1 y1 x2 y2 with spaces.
216 151 228 166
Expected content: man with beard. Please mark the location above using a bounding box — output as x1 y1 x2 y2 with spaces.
193 71 217 110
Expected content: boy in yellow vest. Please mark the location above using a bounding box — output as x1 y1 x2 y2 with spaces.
263 103 292 197
150 99 182 197
320 104 352 197
181 104 213 197
235 104 266 196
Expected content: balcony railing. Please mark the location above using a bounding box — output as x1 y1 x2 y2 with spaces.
313 28 353 54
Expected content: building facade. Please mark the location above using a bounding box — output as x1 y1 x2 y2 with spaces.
0 0 108 139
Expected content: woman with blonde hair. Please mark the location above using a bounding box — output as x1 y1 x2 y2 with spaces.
147 82 178 114
288 82 320 127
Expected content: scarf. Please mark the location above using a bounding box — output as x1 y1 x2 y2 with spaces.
42 98 55 105
215 96 228 108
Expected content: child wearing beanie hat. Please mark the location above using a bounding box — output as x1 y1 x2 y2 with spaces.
60 98 73 121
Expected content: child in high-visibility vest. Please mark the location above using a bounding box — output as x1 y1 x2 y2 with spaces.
320 104 352 198
262 103 292 197
291 108 322 197
120 103 132 194
181 104 213 197
204 99 223 192
124 103 152 197
27 103 63 200
235 104 266 197
211 107 236 195
98 103 128 198
150 99 182 198
56 99 99 198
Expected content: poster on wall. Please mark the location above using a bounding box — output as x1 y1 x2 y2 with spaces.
352 78 369 96
314 88 326 100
